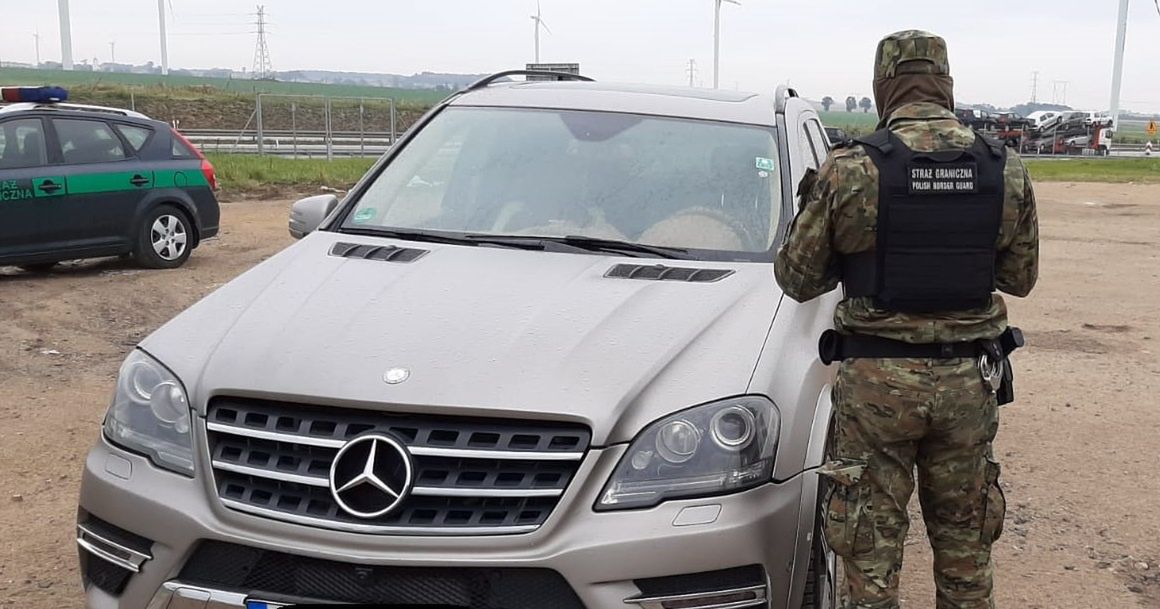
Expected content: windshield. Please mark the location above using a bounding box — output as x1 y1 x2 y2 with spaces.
341 107 782 260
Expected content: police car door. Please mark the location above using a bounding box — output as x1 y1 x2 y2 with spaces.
0 116 61 258
48 117 148 249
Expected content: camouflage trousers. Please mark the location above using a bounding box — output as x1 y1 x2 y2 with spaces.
822 357 1005 609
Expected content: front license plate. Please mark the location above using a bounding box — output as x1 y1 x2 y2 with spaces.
246 602 288 609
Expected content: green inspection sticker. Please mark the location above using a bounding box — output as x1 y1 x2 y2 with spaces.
755 157 776 171
353 207 377 224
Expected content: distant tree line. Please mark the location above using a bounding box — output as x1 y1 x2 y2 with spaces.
819 95 875 113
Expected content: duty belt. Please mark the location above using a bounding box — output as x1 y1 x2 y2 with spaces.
818 327 1023 365
818 327 1025 405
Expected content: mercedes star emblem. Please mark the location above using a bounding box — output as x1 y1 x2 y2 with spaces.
383 367 411 385
329 434 413 519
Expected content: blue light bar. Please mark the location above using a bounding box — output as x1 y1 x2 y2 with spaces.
0 86 69 103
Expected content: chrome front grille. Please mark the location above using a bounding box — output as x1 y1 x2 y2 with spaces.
205 397 590 535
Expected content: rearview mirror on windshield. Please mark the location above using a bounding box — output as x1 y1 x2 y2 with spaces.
289 194 340 239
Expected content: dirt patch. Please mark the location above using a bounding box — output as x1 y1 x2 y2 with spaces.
1027 329 1111 354
1082 323 1135 334
1 183 1159 608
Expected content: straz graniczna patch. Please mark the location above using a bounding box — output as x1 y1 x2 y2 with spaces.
908 163 979 195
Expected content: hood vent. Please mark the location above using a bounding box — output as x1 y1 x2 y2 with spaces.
329 242 428 263
605 263 734 283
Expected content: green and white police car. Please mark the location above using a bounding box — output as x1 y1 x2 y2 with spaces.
0 86 219 271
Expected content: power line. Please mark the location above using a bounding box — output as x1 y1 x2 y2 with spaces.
1030 70 1039 103
251 5 274 79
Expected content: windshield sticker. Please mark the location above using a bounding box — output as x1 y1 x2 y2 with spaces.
755 157 776 171
353 207 377 224
757 171 770 178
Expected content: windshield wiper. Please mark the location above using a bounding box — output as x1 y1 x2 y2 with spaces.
465 234 688 260
559 236 689 259
341 227 545 250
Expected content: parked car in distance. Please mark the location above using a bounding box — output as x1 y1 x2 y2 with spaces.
994 112 1030 130
75 71 843 609
0 86 219 272
954 107 996 130
1058 110 1089 132
1025 110 1061 132
1082 111 1113 127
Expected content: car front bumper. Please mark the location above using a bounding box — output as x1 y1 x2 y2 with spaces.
78 436 816 609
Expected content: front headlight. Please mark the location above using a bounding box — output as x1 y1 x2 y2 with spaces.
596 396 780 511
103 349 194 476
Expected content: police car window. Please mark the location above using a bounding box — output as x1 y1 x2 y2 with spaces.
0 119 48 169
171 137 197 159
114 124 153 153
54 119 127 164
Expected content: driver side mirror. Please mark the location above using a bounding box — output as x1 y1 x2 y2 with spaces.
288 194 340 239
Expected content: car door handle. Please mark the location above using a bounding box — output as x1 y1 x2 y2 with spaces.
129 175 151 187
37 180 62 193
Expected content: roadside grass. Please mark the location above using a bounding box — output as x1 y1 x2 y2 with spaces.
206 154 375 192
205 154 1160 195
1025 158 1160 183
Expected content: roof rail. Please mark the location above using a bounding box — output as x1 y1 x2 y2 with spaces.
25 102 148 119
774 85 800 114
464 70 594 92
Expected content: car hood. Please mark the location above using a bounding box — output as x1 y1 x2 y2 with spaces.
145 231 782 445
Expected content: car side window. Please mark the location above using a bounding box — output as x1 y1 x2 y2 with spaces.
805 119 830 162
798 123 819 171
53 118 127 164
114 124 154 153
0 118 48 169
172 137 197 159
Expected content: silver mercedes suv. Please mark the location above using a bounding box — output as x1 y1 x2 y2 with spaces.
76 71 842 609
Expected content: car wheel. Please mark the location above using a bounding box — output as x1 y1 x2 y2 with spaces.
134 205 192 269
17 262 58 273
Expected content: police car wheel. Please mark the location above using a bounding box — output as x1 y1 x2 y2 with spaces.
17 262 58 273
134 205 192 269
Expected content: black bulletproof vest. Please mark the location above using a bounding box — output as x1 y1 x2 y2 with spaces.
841 129 1007 313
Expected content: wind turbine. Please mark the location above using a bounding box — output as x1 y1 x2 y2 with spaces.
1108 0 1160 128
530 1 551 64
57 0 74 70
713 0 740 89
157 0 170 75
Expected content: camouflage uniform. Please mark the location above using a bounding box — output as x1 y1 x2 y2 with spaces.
775 31 1039 609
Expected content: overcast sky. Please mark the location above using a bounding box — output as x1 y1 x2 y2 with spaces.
3 0 1159 112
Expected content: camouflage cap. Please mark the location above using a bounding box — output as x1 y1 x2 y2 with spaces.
874 30 950 80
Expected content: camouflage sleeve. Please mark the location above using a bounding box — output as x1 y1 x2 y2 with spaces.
775 159 841 302
995 155 1039 297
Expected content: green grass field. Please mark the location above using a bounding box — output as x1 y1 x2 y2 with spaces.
819 111 880 135
1025 158 1160 183
0 66 446 104
207 154 375 192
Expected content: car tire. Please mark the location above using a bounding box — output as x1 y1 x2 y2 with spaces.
134 205 193 269
17 262 58 273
